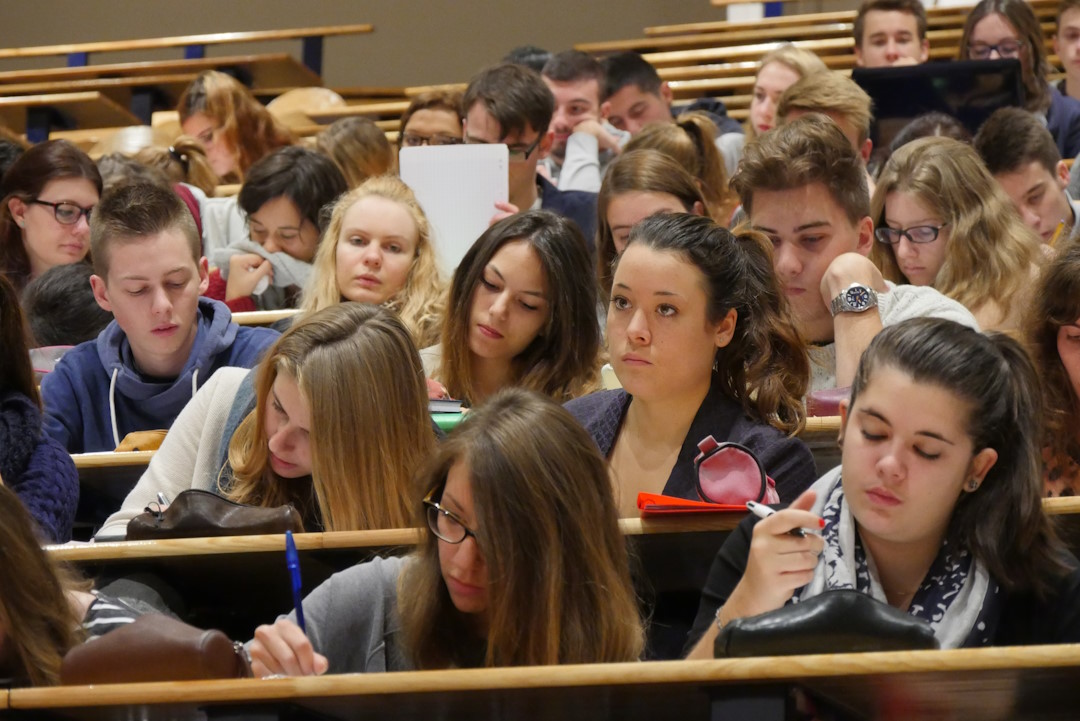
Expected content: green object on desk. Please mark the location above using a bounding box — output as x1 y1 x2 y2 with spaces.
432 412 463 432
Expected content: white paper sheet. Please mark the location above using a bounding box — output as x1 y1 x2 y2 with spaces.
399 144 509 273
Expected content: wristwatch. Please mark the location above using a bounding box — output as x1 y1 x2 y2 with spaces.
830 283 878 317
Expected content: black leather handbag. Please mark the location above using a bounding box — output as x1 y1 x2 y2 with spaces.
714 589 940 657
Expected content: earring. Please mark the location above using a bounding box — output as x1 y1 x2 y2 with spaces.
967 478 979 491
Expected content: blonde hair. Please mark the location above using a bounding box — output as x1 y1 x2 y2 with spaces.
301 176 444 349
315 117 397 189
135 136 218 196
746 46 828 140
624 111 737 223
870 136 1040 313
398 389 644 668
777 71 873 145
224 303 435 532
177 70 296 181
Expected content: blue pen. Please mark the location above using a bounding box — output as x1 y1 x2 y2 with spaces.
285 530 306 634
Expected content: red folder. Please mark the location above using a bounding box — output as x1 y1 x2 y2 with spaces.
637 492 747 516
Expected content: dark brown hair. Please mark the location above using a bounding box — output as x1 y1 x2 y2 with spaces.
854 0 929 47
622 213 808 434
439 210 599 404
959 0 1051 113
462 63 554 138
852 317 1072 597
1027 244 1080 463
0 273 39 407
0 140 102 292
974 106 1062 175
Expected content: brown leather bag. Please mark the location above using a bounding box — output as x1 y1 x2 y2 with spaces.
125 488 305 540
61 614 251 684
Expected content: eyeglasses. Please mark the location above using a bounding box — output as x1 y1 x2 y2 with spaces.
967 41 1023 59
464 133 543 162
874 223 949 245
30 199 93 225
423 492 479 544
400 132 464 148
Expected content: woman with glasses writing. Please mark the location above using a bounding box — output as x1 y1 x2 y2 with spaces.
0 140 102 293
248 388 644 675
959 0 1080 158
869 136 1041 333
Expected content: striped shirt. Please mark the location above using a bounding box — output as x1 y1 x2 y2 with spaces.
81 592 144 640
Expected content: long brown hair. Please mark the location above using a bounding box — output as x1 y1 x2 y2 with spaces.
135 136 219 196
177 71 296 181
224 302 434 531
398 388 644 668
0 140 102 292
439 210 600 404
1027 244 1080 462
623 213 808 434
959 0 1051 113
0 273 39 407
624 111 737 223
596 150 707 304
852 318 1071 597
0 483 86 686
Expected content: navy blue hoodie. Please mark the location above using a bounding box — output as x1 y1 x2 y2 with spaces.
41 298 279 453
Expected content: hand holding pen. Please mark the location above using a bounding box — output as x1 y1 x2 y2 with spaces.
721 490 827 622
247 531 328 677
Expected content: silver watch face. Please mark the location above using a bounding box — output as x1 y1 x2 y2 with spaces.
844 285 873 311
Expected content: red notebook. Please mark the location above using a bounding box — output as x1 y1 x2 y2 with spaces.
637 492 747 516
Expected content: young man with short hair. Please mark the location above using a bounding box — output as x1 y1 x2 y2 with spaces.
1055 0 1080 101
731 114 977 391
853 0 930 68
41 182 279 453
462 62 598 242
540 50 625 192
975 106 1080 245
599 51 744 176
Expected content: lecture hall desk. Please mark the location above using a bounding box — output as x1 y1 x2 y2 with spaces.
50 514 742 640
5 645 1080 720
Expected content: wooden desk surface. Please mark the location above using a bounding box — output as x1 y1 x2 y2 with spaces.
231 308 300 326
8 645 1080 720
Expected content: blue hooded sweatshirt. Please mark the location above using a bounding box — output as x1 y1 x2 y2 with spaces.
41 298 279 453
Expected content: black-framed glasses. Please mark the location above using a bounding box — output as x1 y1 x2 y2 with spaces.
967 41 1022 59
423 491 479 544
465 134 543 162
30 199 93 225
400 132 464 148
874 222 948 245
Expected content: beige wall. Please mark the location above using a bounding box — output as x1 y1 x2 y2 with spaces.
0 0 780 88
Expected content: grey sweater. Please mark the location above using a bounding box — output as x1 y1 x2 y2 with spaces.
278 555 413 674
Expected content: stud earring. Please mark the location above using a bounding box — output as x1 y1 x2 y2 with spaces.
967 478 979 491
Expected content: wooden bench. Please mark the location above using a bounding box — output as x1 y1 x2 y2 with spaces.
231 309 301 327
0 91 141 143
7 645 1080 720
0 73 198 125
0 24 374 77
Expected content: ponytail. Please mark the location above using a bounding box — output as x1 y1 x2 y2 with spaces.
625 214 809 435
851 319 1072 597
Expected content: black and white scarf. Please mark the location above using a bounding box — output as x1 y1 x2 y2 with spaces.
793 468 1001 648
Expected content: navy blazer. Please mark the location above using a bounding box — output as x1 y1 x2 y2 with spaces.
564 383 817 502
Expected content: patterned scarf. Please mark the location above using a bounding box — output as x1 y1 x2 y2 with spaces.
793 468 1002 648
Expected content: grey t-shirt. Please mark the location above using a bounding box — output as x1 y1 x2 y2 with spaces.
277 554 412 674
